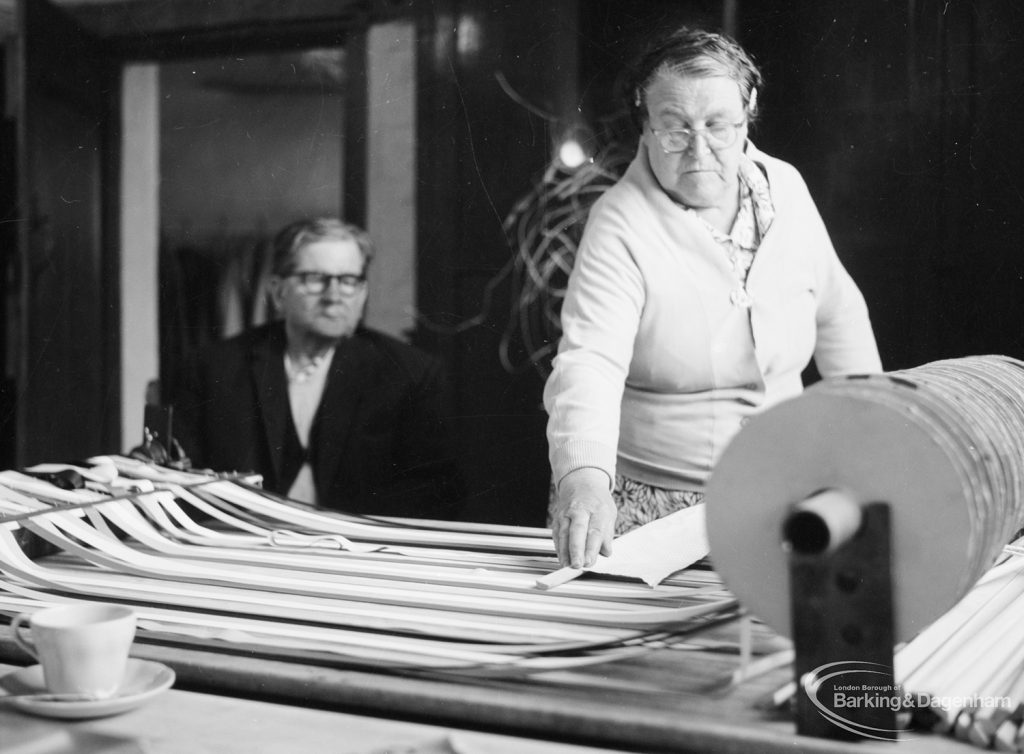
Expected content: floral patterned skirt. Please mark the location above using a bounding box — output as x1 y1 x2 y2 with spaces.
549 475 704 536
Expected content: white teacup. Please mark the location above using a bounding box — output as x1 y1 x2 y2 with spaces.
11 603 136 698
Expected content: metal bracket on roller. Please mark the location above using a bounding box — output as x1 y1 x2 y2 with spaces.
784 491 898 742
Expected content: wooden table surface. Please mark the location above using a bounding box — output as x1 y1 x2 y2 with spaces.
1 661 641 754
0 621 984 754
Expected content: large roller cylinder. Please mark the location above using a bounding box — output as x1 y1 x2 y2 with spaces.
706 356 1024 642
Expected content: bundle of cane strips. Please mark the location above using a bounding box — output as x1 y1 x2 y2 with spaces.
0 457 738 677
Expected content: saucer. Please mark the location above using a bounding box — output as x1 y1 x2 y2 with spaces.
0 658 175 719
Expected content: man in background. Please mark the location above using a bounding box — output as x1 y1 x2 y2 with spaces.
174 217 465 520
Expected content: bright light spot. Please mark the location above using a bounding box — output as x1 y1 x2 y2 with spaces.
558 139 587 169
457 16 481 56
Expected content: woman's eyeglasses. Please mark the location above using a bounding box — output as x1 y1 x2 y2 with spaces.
286 271 367 296
649 120 746 153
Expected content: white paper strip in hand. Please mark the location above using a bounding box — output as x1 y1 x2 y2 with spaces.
538 504 709 589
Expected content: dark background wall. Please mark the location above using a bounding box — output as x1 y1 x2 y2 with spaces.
413 0 583 525
740 0 1024 370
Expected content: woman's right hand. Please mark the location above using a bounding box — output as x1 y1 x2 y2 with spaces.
549 468 616 569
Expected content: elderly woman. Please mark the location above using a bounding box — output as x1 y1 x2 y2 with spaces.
544 26 882 568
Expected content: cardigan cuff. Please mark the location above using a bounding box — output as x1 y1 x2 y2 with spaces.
550 439 617 490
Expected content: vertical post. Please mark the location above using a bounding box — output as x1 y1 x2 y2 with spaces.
120 62 160 449
343 27 368 230
786 496 898 742
365 19 417 340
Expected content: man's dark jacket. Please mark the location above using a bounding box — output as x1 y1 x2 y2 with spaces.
173 321 465 519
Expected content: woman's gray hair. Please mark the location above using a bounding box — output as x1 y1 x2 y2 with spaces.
626 26 764 132
271 217 375 277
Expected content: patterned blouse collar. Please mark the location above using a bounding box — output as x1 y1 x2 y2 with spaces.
686 147 776 296
716 150 775 251
736 150 775 246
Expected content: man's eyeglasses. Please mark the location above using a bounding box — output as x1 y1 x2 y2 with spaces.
286 271 367 295
649 120 746 153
